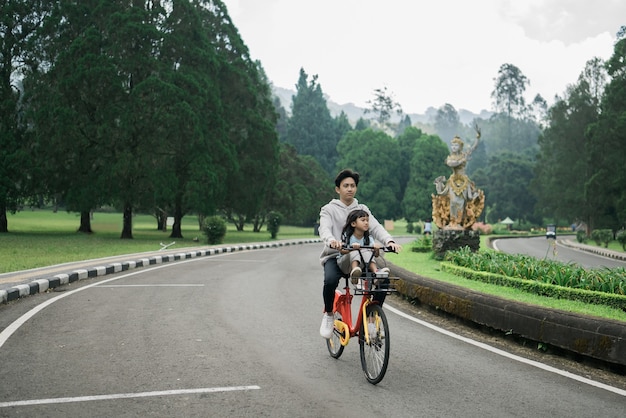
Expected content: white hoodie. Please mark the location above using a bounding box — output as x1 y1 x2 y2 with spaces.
318 198 394 265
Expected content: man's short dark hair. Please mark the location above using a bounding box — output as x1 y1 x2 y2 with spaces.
335 169 360 187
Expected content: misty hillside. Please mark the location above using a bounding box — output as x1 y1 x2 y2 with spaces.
273 86 492 126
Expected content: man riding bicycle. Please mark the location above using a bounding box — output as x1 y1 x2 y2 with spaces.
318 169 402 339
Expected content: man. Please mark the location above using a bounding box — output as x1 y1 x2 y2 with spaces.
318 169 402 339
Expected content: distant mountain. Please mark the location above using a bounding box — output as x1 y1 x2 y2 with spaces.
272 86 491 126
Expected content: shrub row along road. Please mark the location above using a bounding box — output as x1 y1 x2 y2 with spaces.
0 243 624 416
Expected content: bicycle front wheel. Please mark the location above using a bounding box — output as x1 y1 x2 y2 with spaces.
326 312 345 359
359 303 390 384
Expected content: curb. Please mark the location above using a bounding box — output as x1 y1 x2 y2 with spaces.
560 239 626 261
0 239 321 305
388 246 626 368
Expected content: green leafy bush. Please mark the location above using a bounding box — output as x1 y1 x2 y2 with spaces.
406 222 414 234
591 229 613 247
411 235 432 253
576 230 587 243
267 211 283 239
617 230 626 251
202 216 227 244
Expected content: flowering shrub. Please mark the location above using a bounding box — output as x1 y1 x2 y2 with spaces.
472 222 492 235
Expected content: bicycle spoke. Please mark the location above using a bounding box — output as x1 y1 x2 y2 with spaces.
359 304 390 384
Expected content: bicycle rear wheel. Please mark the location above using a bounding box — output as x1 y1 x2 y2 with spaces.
326 312 345 359
359 303 390 384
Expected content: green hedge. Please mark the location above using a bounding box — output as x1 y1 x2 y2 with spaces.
441 263 626 310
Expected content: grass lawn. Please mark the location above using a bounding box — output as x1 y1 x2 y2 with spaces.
2 210 625 322
0 209 316 273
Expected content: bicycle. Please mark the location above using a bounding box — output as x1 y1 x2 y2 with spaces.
326 245 398 384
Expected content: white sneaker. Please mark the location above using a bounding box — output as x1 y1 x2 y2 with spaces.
350 266 362 284
374 267 390 285
378 267 390 276
320 314 334 339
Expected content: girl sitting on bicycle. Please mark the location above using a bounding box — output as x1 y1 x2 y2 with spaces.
338 209 390 284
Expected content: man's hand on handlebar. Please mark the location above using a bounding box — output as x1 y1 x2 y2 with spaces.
329 239 342 250
387 241 402 253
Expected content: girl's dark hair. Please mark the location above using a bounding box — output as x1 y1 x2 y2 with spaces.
341 209 370 245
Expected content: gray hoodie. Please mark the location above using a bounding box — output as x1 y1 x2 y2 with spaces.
318 198 394 265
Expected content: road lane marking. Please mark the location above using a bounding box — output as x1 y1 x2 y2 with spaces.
97 284 205 287
0 254 238 349
0 386 261 408
386 304 626 397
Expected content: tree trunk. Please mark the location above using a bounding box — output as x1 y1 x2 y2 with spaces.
77 210 93 233
0 203 7 233
121 203 133 239
169 202 184 239
235 214 245 231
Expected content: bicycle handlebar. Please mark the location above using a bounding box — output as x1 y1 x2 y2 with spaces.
341 245 397 253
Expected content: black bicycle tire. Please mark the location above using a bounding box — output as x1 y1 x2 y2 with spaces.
359 303 390 384
326 312 345 359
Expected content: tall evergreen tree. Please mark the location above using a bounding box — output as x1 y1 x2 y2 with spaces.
587 33 626 230
285 68 337 174
26 0 125 233
434 103 462 146
491 63 530 147
532 58 605 229
0 0 55 232
206 3 279 230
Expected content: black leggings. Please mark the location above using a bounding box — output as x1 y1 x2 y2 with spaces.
323 257 387 313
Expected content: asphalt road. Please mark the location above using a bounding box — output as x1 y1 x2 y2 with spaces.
0 243 624 417
492 235 626 269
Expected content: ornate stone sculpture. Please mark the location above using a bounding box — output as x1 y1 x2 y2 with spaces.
432 128 485 230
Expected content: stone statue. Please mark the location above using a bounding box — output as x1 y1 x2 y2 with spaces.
432 127 485 230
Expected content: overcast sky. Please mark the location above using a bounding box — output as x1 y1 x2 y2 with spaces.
222 0 624 114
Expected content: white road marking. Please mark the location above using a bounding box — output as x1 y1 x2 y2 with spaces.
385 304 626 397
0 254 237 349
0 386 261 408
97 284 205 287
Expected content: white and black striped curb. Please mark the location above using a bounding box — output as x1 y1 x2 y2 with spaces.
560 239 626 261
0 239 322 305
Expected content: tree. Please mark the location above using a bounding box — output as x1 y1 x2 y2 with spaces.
491 63 529 118
532 58 606 230
25 0 126 234
334 111 353 147
0 0 55 232
364 86 403 133
336 129 401 219
434 103 463 145
105 2 166 239
401 130 449 222
397 114 412 136
152 0 237 239
491 63 530 147
268 144 331 226
586 34 626 230
211 7 279 231
475 153 536 224
284 68 338 175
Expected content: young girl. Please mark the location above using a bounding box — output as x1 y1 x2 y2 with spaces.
338 209 390 284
